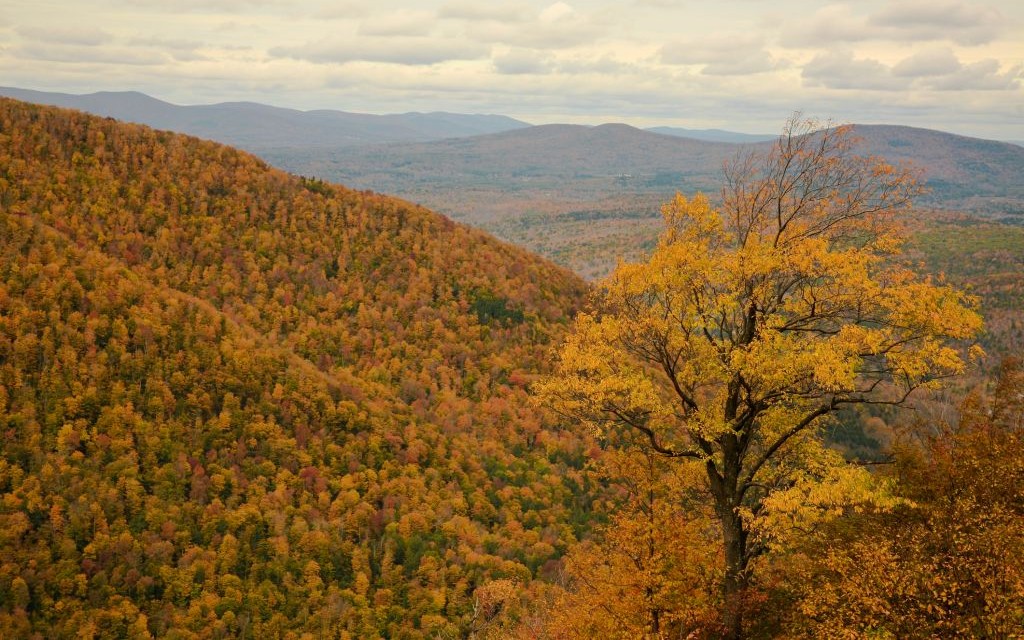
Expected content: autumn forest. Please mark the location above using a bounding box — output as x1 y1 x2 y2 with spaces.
1 98 1022 640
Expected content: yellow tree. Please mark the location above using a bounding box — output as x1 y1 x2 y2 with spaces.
534 117 982 638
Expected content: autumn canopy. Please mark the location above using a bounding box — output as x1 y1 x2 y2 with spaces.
535 116 983 638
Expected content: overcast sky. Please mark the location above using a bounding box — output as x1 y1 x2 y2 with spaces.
3 0 1022 139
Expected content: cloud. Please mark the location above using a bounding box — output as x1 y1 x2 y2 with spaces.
784 0 1006 47
556 56 637 75
270 37 490 66
119 0 288 12
493 49 552 75
892 48 1022 90
891 48 962 77
312 1 370 20
781 5 872 47
14 43 169 66
803 48 1021 92
802 50 905 90
128 36 204 50
660 35 780 75
127 36 211 62
924 59 1022 91
867 0 1004 45
465 2 602 49
437 2 529 22
17 26 113 46
357 11 435 37
539 2 574 24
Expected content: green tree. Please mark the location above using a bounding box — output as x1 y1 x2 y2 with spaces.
535 117 982 638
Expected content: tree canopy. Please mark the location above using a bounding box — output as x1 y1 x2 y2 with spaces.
535 116 983 638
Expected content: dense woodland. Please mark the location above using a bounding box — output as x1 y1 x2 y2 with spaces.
0 99 1022 638
0 98 595 638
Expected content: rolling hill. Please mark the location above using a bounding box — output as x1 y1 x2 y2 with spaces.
0 86 530 150
0 97 591 638
849 125 1024 215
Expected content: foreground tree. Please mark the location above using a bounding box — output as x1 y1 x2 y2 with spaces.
535 117 982 638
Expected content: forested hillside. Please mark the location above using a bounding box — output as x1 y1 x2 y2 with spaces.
0 98 591 638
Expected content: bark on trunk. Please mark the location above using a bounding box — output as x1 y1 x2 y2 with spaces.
720 508 748 640
708 451 749 640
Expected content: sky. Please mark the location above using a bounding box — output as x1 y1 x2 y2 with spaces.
2 0 1022 139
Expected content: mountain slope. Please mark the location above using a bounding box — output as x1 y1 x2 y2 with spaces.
263 123 739 241
277 122 735 188
848 124 1024 214
0 97 590 638
0 87 531 150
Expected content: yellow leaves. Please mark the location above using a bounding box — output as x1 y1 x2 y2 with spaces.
782 378 1024 637
660 192 725 247
539 154 981 462
885 278 982 339
535 313 676 437
532 450 723 638
751 451 907 553
810 347 858 392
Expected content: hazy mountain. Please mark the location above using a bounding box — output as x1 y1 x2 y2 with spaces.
259 120 1024 279
0 86 531 150
272 121 1024 218
847 124 1024 215
646 126 776 143
264 122 738 198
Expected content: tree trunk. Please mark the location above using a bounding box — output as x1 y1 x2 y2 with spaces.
709 452 749 640
720 506 748 640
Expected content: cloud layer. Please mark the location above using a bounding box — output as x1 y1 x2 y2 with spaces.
0 0 1021 139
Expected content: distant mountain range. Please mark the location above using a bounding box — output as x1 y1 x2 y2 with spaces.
266 120 1024 218
269 122 736 195
0 87 787 150
0 86 531 149
5 87 1021 243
